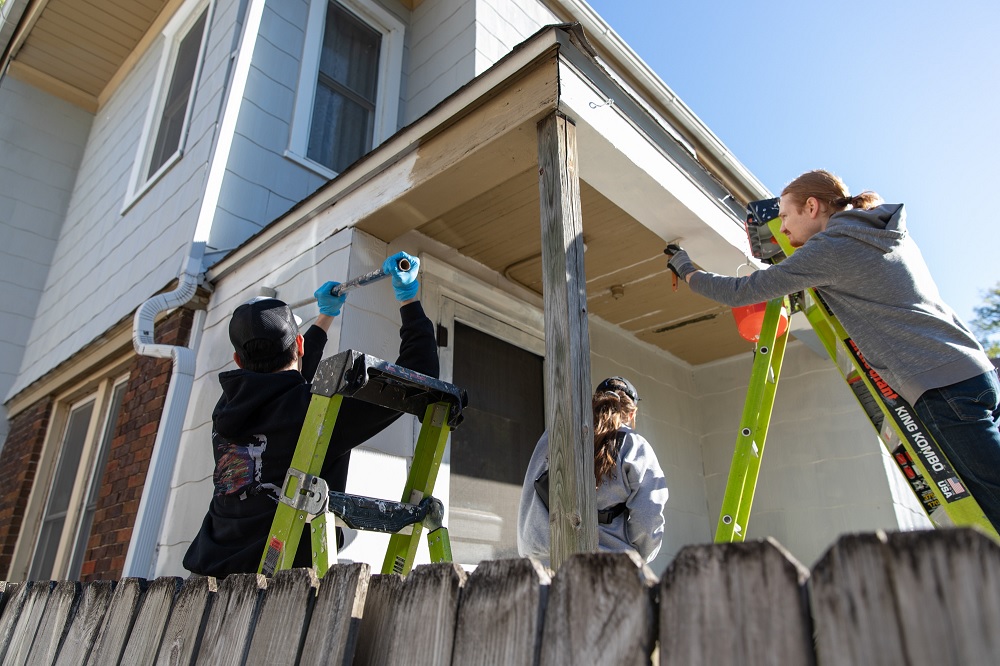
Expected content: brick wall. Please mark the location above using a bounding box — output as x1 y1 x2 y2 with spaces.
0 397 54 578
79 307 195 581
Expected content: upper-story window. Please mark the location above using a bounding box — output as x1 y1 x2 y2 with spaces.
126 0 211 204
289 0 403 176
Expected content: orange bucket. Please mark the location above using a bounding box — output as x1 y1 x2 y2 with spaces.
731 302 788 343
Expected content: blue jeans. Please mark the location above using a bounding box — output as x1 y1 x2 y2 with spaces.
913 370 1000 532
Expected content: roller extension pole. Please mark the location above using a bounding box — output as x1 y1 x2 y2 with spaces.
329 258 411 297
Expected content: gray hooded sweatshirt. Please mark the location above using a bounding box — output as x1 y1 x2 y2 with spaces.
517 426 668 565
689 204 993 404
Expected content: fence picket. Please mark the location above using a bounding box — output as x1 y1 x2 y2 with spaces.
24 580 78 665
6 580 53 664
86 578 147 665
154 576 216 666
54 581 116 666
659 538 813 665
811 528 1000 666
298 562 370 666
245 568 319 665
539 552 657 666
0 581 31 661
195 573 266 665
120 577 182 666
354 563 466 666
452 558 550 666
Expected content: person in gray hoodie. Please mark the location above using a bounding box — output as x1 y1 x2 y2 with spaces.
666 169 1000 531
517 376 668 565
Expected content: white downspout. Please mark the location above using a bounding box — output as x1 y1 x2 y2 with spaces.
124 249 205 577
123 0 268 578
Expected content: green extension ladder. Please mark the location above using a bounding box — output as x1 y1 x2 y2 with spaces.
715 198 998 543
258 349 467 577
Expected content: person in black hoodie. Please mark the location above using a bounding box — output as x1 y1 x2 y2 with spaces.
183 251 439 577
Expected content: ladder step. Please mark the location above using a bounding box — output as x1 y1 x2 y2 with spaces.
327 491 441 534
311 349 467 426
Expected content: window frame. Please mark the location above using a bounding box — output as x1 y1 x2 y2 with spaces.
124 0 213 209
13 370 130 581
286 0 404 178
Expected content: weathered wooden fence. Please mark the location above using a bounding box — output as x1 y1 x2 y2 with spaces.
0 528 997 665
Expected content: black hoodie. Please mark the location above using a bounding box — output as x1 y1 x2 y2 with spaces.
183 301 439 576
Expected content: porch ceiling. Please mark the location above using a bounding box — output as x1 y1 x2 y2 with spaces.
412 167 750 365
4 0 171 110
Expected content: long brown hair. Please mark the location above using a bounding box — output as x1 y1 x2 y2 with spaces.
593 390 636 486
781 170 883 213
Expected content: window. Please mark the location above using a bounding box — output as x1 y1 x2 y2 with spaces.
25 377 128 581
290 0 403 175
127 0 210 201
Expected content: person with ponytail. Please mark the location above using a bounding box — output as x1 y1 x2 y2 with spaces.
517 376 668 565
665 169 1000 531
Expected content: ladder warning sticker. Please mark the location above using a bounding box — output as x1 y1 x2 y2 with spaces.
892 445 941 513
846 339 969 502
262 536 284 577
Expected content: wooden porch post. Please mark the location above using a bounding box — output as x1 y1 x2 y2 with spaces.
536 111 596 568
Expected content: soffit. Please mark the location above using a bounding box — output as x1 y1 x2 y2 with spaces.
412 167 750 365
6 0 170 109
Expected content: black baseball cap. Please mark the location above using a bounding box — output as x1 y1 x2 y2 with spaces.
229 297 301 362
596 376 639 402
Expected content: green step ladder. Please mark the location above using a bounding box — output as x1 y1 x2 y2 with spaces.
715 199 998 542
258 349 467 578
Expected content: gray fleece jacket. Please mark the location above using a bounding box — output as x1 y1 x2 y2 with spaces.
689 204 993 404
517 426 668 565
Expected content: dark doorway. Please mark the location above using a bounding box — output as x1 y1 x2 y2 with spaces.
449 321 544 561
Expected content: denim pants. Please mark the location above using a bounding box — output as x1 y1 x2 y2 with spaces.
913 370 1000 532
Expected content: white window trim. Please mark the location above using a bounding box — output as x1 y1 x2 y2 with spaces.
123 0 213 212
287 0 404 178
11 370 131 581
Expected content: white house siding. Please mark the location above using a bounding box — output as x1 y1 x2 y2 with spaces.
587 316 711 575
0 76 92 444
6 0 240 400
406 0 477 122
474 0 558 75
695 339 928 568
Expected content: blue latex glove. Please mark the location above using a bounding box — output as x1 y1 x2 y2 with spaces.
315 281 346 317
382 251 420 301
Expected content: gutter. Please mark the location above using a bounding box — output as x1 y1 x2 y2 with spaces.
546 0 770 204
124 0 267 577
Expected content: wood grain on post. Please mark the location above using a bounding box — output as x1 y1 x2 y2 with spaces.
659 538 813 665
245 568 319 665
452 558 551 666
86 577 147 666
120 576 182 666
298 562 371 666
811 528 1000 666
154 575 216 666
354 563 466 666
537 111 595 569
26 580 79 664
540 552 656 666
195 573 266 666
53 581 116 666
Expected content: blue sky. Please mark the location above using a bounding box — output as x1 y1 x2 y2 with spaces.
586 0 999 328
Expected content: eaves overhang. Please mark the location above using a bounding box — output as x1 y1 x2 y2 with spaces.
209 23 763 365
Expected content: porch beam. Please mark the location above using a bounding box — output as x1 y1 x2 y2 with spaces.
536 111 596 567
